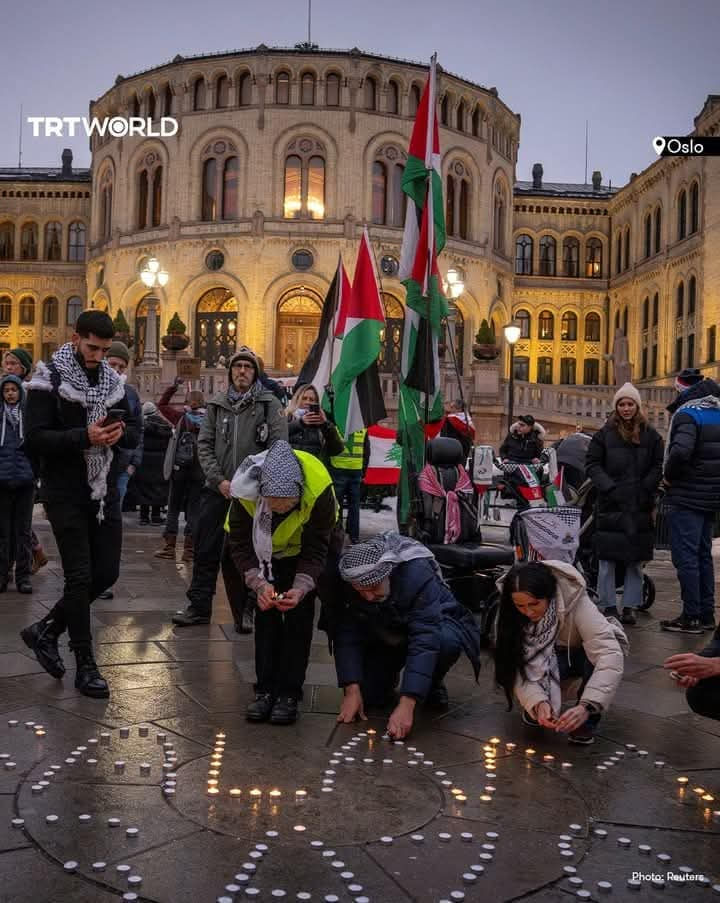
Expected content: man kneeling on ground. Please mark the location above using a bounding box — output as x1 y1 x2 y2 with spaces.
330 531 480 739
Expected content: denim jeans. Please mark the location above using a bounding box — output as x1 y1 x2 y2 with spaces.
597 560 643 610
670 507 715 622
330 469 362 542
117 470 131 506
556 645 601 728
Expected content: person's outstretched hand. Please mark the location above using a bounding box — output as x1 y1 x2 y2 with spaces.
337 684 366 723
387 696 416 739
664 653 720 681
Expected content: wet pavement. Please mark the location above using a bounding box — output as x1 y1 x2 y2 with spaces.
0 511 718 902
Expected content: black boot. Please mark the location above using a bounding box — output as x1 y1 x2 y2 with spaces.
270 696 298 725
21 619 65 679
172 605 211 627
74 647 109 699
236 606 255 635
246 692 275 723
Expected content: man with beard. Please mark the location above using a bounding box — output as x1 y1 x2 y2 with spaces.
19 311 139 698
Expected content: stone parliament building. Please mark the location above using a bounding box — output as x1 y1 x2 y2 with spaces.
0 45 718 436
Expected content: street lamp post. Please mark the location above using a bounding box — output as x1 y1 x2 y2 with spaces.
503 321 521 430
139 257 169 367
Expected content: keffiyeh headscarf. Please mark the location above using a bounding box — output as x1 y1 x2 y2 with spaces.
521 597 562 717
29 343 124 520
339 531 437 587
230 440 303 582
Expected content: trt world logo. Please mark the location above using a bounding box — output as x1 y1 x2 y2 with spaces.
27 117 179 138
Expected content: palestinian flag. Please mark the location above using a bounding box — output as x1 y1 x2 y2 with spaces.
364 425 401 486
296 236 386 438
397 54 448 525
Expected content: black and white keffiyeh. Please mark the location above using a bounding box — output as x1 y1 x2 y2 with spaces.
339 531 437 587
28 343 124 518
521 597 561 716
230 440 303 582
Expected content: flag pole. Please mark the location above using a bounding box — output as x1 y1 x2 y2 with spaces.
324 253 343 427
423 53 438 429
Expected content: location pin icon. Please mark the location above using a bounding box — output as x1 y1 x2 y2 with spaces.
653 136 666 156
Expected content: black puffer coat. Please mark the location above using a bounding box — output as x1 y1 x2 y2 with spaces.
499 422 545 463
664 379 720 512
287 415 344 462
586 417 664 562
131 412 172 506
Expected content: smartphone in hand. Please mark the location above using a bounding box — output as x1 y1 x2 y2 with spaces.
105 408 126 425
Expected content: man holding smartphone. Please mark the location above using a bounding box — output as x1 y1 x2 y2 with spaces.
19 311 139 698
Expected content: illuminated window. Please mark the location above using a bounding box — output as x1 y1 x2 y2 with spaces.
586 237 602 277
45 222 62 261
283 141 326 220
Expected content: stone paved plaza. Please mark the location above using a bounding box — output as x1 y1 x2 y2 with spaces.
0 513 718 902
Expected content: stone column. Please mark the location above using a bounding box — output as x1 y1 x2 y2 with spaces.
142 294 160 367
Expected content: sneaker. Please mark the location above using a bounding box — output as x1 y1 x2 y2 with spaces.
620 609 637 626
269 696 299 725
246 692 275 723
16 582 32 595
660 616 703 634
700 618 717 631
602 606 620 619
568 724 595 745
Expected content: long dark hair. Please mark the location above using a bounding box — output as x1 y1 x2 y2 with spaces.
493 563 557 710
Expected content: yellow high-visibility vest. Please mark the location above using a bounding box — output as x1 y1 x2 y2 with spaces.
330 429 366 470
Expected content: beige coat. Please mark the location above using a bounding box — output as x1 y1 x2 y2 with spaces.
510 561 625 714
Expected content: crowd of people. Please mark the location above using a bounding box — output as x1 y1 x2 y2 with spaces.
2 316 718 734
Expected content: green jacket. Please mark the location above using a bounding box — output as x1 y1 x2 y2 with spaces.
197 386 288 491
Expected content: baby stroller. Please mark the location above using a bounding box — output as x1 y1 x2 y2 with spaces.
411 438 514 643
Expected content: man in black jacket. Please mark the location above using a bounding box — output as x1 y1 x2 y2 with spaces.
662 369 720 634
20 311 140 698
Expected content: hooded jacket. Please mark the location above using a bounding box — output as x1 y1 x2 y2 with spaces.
505 561 625 715
0 375 34 486
197 383 288 491
499 421 546 464
664 378 720 512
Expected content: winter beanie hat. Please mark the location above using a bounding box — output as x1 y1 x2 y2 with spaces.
107 341 130 365
675 367 703 393
228 346 259 377
6 348 32 377
613 382 642 410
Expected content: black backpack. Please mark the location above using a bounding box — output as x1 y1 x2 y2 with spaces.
174 423 198 469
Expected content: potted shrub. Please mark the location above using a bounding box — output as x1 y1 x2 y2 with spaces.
112 309 134 348
161 312 190 352
472 319 499 361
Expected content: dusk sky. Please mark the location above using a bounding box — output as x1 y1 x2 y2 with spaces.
1 0 717 188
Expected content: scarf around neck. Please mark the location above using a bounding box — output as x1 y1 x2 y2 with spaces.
1 402 22 447
521 597 561 716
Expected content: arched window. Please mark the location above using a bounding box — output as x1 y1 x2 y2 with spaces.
688 276 696 315
0 296 10 325
163 84 173 116
677 189 687 240
201 141 240 222
642 296 649 330
513 356 530 381
561 311 577 341
539 236 556 276
538 310 554 340
20 223 38 260
515 234 533 275
622 307 629 336
471 106 480 137
654 207 662 254
152 167 162 227
690 181 699 234
653 293 659 325
68 222 86 262
131 94 140 117
195 287 238 367
192 77 206 111
688 332 695 367
623 228 630 271
215 75 229 108
275 71 290 104
146 90 156 120
136 154 162 229
644 213 652 258
440 95 448 125
100 169 113 241
326 73 340 106
586 237 602 277
560 358 576 385
614 310 620 333
43 296 58 326
515 309 531 339
19 296 35 326
378 293 405 373
456 101 465 131
202 158 217 221
446 162 470 240
137 170 148 229
615 231 622 275
300 73 315 106
537 357 553 384
45 222 62 261
676 281 685 318
409 84 421 116
364 75 377 110
0 222 14 260
583 359 600 385
67 296 83 327
283 140 326 220
562 237 579 277
708 325 716 363
372 161 387 225
584 312 601 342
493 182 506 253
238 72 252 106
387 80 399 114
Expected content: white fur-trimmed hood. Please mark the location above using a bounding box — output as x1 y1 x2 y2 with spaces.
510 420 546 438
